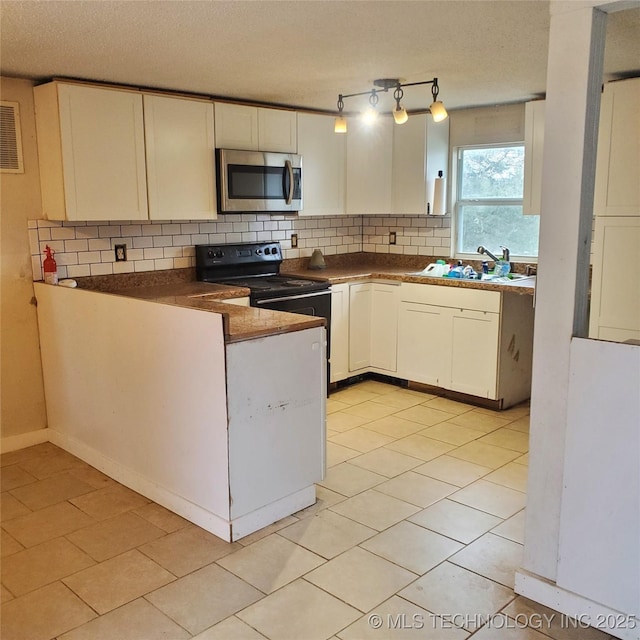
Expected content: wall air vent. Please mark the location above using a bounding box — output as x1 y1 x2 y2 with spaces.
0 101 24 173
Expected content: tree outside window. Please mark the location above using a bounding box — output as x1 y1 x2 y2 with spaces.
456 145 540 258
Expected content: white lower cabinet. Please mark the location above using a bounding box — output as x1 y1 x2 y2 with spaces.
348 283 372 371
397 283 501 399
332 280 533 407
397 301 447 387
370 283 399 372
331 281 399 383
449 308 500 397
397 302 499 396
330 284 350 383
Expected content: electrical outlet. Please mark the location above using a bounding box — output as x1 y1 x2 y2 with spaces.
389 231 397 245
114 244 127 262
291 233 298 248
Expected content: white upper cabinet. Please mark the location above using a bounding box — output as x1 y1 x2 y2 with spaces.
346 118 394 215
214 103 297 153
214 103 259 150
34 82 149 221
523 100 545 215
346 114 449 216
258 108 297 153
392 114 449 215
144 94 216 220
594 77 640 216
297 113 346 216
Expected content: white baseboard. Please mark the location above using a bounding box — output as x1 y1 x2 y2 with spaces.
48 430 233 542
1 428 50 453
230 486 316 541
515 569 639 640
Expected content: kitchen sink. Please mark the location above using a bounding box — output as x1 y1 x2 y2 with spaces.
408 272 535 283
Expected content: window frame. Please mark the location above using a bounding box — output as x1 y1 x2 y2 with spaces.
453 142 539 262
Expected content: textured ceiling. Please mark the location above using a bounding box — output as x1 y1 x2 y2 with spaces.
1 1 639 113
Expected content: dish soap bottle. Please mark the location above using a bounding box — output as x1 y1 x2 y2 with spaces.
43 245 58 285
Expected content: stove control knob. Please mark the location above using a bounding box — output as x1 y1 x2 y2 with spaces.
256 248 262 255
207 249 215 259
216 250 224 259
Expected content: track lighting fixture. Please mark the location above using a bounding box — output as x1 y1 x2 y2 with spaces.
334 77 447 133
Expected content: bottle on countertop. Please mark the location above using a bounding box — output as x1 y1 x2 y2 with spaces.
43 245 58 285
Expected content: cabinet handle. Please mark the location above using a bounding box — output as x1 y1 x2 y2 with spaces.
284 160 294 205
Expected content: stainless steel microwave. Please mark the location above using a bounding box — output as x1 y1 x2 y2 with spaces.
217 149 302 213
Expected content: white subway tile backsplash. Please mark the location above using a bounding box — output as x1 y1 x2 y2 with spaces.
91 262 113 276
153 236 173 248
89 238 112 251
127 249 145 261
28 212 452 281
112 261 135 274
67 264 91 278
78 251 102 264
133 236 154 249
64 239 89 252
144 248 164 259
50 226 76 240
134 260 155 272
121 225 143 236
154 258 173 270
173 257 189 268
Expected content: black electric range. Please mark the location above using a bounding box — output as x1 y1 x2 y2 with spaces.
196 241 332 387
195 242 330 303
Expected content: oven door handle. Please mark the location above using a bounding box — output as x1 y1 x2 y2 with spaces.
256 290 329 304
284 160 294 205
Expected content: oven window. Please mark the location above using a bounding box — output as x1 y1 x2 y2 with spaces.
227 165 301 200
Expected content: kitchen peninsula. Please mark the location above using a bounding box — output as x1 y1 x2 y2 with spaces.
34 279 327 542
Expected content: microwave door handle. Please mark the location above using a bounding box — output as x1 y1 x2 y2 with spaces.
284 160 294 205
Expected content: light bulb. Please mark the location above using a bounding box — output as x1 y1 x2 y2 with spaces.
393 106 408 124
362 107 378 125
429 101 448 122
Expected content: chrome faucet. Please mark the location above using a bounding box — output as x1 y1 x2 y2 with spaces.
477 245 510 263
477 245 499 262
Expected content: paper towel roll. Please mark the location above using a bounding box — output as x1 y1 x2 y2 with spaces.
431 175 446 216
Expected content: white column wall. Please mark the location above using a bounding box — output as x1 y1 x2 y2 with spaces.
524 0 608 581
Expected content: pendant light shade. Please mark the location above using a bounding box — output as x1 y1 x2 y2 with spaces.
429 100 448 123
334 115 347 133
393 106 409 124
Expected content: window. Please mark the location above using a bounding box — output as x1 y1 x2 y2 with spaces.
455 144 540 258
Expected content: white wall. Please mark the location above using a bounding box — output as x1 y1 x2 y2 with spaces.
0 77 48 441
517 2 640 637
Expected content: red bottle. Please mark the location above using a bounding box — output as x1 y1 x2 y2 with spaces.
43 245 58 285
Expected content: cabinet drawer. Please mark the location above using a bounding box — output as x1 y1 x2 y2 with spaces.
400 283 501 313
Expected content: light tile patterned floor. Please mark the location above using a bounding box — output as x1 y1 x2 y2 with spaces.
0 380 616 640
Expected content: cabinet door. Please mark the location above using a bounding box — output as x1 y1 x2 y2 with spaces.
594 78 640 216
523 100 545 215
449 308 500 398
370 283 399 372
144 95 216 220
297 113 346 216
330 284 350 382
57 84 148 220
214 103 259 150
346 118 393 215
396 301 447 386
589 216 640 342
349 283 372 371
258 108 297 153
392 115 427 215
